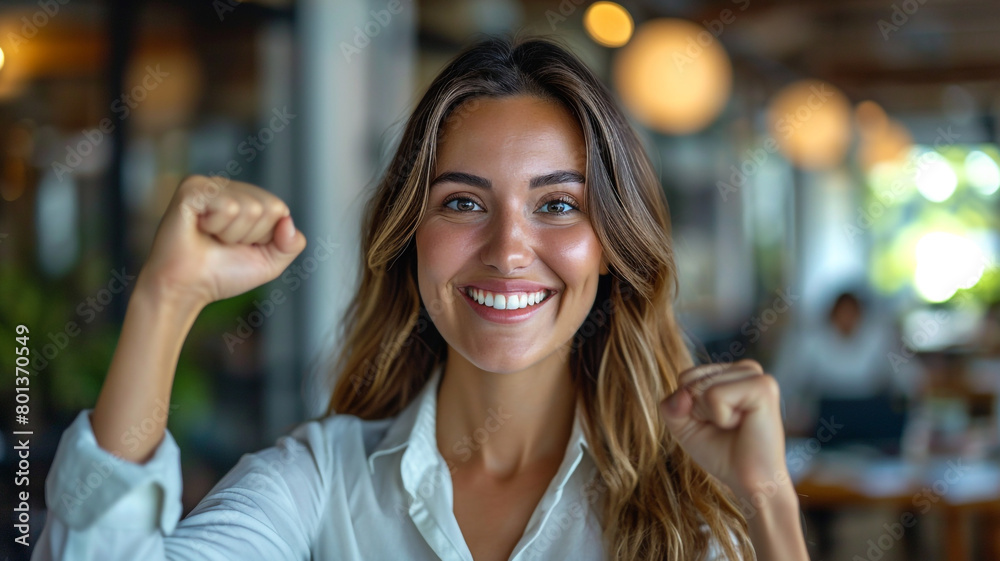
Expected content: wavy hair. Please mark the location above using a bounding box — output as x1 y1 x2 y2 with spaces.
324 35 754 561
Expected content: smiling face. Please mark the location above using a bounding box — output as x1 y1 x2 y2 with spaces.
414 95 608 374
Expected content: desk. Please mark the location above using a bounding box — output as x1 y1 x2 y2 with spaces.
794 457 1000 561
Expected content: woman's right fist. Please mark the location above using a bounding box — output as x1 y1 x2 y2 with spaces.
138 175 307 311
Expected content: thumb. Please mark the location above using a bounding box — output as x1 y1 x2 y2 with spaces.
660 387 695 438
267 215 307 259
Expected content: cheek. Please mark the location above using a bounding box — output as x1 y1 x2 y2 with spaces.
541 226 604 281
415 223 465 293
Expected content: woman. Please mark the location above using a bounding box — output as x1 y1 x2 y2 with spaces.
34 36 806 561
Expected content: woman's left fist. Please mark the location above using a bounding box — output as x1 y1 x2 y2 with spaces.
659 360 789 499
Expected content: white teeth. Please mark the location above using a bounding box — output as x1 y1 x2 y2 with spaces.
465 287 550 310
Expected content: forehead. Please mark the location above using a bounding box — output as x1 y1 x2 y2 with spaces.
435 95 585 173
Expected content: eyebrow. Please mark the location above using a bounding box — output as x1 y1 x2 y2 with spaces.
429 170 585 190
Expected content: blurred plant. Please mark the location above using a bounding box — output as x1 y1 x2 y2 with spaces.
866 143 1000 307
0 257 264 451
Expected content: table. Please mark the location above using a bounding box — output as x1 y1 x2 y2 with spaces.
794 457 1000 561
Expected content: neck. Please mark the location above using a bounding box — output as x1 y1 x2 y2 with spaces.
436 349 577 480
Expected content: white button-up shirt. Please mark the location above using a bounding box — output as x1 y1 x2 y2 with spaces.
32 364 626 561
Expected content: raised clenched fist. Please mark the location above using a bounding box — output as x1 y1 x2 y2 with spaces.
137 175 307 311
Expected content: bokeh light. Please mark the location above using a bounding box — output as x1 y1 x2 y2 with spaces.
855 100 889 132
856 100 912 170
914 231 986 302
914 150 958 202
964 150 1000 196
583 2 633 48
613 18 732 135
767 80 852 170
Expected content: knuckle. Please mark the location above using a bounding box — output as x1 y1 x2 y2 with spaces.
245 202 264 218
734 359 763 373
697 386 717 410
265 199 288 216
179 174 227 202
712 402 728 421
177 174 204 196
758 375 780 399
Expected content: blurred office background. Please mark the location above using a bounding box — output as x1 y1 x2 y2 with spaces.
0 0 998 559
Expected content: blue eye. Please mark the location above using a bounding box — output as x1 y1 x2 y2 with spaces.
445 197 483 212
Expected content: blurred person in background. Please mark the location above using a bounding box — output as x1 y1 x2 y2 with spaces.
771 289 910 558
772 289 903 437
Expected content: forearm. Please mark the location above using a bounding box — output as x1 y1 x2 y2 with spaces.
91 271 202 464
741 482 809 561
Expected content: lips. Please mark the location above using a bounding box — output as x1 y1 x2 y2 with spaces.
457 280 558 324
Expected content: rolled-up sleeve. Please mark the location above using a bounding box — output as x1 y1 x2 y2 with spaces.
32 409 330 561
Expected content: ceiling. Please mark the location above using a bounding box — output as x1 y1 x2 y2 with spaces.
674 0 1000 116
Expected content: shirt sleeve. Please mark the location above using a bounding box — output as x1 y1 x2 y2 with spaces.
32 409 331 561
698 523 750 561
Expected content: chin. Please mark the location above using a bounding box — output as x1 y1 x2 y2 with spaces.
468 355 535 375
452 344 546 375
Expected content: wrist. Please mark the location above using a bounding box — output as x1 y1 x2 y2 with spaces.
731 469 801 521
738 477 808 561
134 268 207 319
732 468 796 502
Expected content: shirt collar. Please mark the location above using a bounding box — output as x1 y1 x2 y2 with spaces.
366 363 592 478
365 362 443 474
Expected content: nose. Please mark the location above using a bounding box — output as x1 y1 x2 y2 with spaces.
480 207 533 275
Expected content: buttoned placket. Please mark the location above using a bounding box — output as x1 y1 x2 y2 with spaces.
368 363 594 561
401 389 474 561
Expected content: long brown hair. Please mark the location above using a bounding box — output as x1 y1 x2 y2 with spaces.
324 35 754 561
